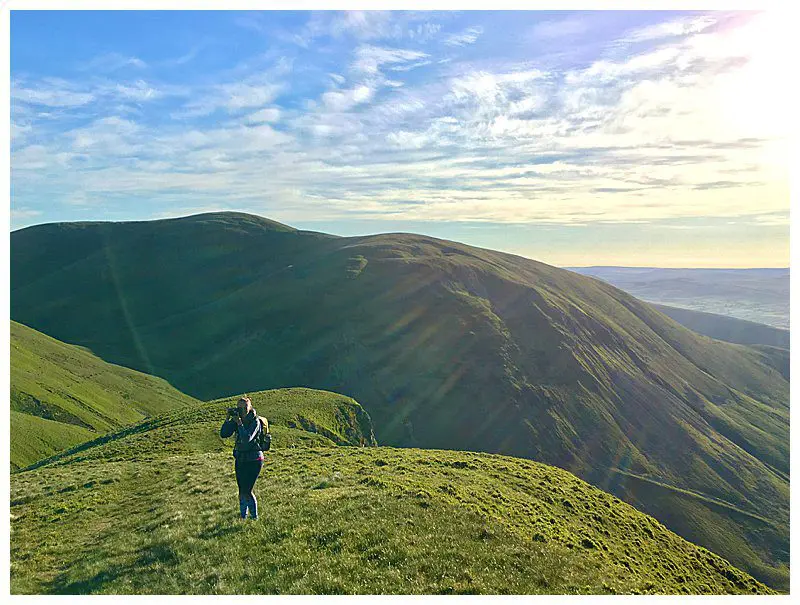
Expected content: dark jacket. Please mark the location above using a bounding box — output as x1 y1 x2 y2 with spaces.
220 409 263 461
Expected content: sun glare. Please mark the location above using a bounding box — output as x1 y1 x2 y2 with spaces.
718 12 790 144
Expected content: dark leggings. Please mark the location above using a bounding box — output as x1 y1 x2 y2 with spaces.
235 458 263 500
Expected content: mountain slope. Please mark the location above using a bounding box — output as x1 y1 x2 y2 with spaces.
10 212 789 588
10 321 201 470
10 398 771 595
649 303 789 349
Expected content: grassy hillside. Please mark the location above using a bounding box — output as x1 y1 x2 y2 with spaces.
10 212 789 589
10 321 200 470
10 398 770 595
650 303 790 349
10 411 95 469
23 388 377 472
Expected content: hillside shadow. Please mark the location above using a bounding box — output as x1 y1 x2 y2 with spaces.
46 541 179 594
198 522 246 541
20 419 162 473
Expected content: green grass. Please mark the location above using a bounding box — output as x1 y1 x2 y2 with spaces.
10 211 789 588
604 469 789 591
10 411 95 468
10 442 772 594
20 388 376 472
10 321 200 470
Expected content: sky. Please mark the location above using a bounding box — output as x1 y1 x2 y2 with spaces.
9 9 791 267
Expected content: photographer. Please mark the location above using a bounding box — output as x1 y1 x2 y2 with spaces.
220 395 264 520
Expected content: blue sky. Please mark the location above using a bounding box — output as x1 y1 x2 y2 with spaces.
10 10 789 267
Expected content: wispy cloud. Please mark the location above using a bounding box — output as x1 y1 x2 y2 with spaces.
160 44 207 68
352 45 429 75
10 10 789 233
12 79 95 107
173 81 284 118
113 80 163 102
11 208 43 229
322 85 375 112
408 22 442 43
444 26 484 47
245 107 281 124
78 52 147 73
618 15 718 45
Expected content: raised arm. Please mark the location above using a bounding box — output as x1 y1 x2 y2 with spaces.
220 418 237 438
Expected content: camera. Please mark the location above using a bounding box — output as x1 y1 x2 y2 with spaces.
227 407 240 416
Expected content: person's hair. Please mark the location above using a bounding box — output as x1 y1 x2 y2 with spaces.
238 396 251 407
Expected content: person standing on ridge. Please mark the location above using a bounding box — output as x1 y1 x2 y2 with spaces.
220 395 264 520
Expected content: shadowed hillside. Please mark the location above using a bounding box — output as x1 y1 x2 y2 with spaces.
11 395 771 595
10 212 789 589
10 320 200 470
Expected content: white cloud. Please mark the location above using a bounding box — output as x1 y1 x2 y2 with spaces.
114 80 162 102
322 85 375 112
408 23 442 42
175 82 283 118
388 60 432 72
12 82 95 108
11 208 44 229
330 11 392 39
445 69 548 118
245 107 281 124
297 11 445 47
161 46 203 67
79 52 147 73
619 15 718 45
444 26 484 47
11 122 32 143
352 45 429 75
68 116 142 156
291 10 395 46
224 83 283 111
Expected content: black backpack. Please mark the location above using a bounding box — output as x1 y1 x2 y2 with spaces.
255 416 272 452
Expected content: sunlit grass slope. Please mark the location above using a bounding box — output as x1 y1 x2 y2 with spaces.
10 396 771 595
10 321 200 470
10 212 789 588
23 388 377 472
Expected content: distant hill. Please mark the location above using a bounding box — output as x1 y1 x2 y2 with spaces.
10 212 789 589
650 304 789 349
10 321 200 470
11 396 771 594
567 266 789 329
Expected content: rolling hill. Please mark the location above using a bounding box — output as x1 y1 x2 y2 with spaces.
10 212 789 589
10 320 200 470
10 390 771 595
